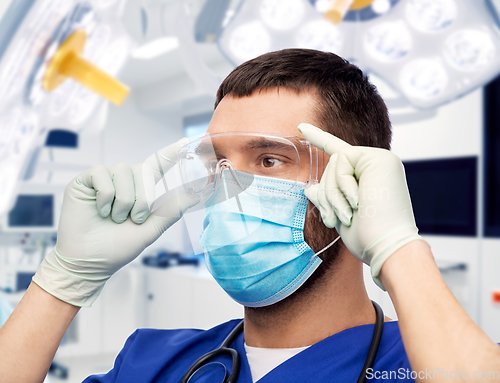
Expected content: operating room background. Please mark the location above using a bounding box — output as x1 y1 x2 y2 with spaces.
0 0 499 381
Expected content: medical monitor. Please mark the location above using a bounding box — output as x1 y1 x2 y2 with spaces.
484 74 500 237
1 193 59 232
403 157 477 237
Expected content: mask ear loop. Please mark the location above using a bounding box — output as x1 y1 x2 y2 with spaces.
216 159 250 236
305 141 337 257
314 235 341 258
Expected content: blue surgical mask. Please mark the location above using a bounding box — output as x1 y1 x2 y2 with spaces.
199 170 338 307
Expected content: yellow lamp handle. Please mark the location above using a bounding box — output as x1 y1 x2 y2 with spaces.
43 30 129 106
325 0 375 24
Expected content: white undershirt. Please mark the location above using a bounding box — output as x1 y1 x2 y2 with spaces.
244 343 310 382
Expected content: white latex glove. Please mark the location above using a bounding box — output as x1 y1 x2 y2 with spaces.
299 123 425 289
33 138 198 307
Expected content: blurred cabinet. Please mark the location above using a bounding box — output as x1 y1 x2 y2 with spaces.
144 265 243 330
424 236 480 322
364 236 480 324
57 262 243 358
58 263 144 357
480 240 500 343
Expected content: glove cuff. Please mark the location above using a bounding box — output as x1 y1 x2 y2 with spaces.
367 225 428 290
32 248 108 307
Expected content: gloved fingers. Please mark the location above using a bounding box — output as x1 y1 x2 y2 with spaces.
108 163 135 223
130 163 156 224
298 123 351 156
317 162 338 229
76 165 115 217
304 178 335 228
303 183 320 210
324 154 352 226
142 193 200 239
145 137 190 183
336 149 361 209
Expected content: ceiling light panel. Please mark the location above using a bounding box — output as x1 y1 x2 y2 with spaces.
219 0 500 109
358 0 500 108
260 0 305 31
405 0 457 33
218 0 348 66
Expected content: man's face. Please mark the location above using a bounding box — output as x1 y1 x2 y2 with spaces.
208 88 321 184
207 88 340 257
208 89 318 140
206 88 342 309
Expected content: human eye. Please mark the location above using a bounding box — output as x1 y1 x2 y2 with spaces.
260 157 284 168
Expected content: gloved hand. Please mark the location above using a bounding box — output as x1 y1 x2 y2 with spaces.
299 123 425 289
32 138 198 307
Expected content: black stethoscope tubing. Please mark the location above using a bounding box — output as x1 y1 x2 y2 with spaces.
180 300 384 383
357 300 384 383
180 321 243 383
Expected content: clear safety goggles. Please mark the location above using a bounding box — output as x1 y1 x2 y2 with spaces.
152 132 324 256
177 132 323 199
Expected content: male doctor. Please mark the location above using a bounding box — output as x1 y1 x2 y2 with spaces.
0 49 499 382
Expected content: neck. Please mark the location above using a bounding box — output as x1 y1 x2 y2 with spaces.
243 250 375 348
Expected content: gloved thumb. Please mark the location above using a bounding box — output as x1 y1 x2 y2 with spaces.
304 182 339 229
142 193 200 240
304 183 321 212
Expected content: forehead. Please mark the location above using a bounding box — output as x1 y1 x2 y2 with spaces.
207 88 319 137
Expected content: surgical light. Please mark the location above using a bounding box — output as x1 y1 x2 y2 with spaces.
371 0 391 15
260 0 305 31
218 0 345 64
12 115 37 158
84 25 111 62
0 0 133 217
132 37 180 60
215 0 500 108
98 38 131 74
443 29 496 72
405 0 457 33
49 81 79 116
154 0 500 111
0 110 20 160
94 0 120 9
314 0 335 13
400 59 449 100
297 19 343 52
228 21 271 61
364 21 412 62
70 88 100 125
0 43 28 102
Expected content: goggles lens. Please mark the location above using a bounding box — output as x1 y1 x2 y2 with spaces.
149 132 323 256
178 133 318 198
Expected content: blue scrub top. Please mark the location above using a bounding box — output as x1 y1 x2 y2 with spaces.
83 320 415 382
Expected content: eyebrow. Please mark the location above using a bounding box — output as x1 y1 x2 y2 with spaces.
194 137 305 157
244 138 292 151
245 138 310 155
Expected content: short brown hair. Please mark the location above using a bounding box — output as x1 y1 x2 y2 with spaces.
215 48 392 150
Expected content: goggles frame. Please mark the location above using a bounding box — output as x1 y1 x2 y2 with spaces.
178 131 323 198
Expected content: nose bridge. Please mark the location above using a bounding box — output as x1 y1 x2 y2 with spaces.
217 158 234 172
220 150 247 170
214 159 246 192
